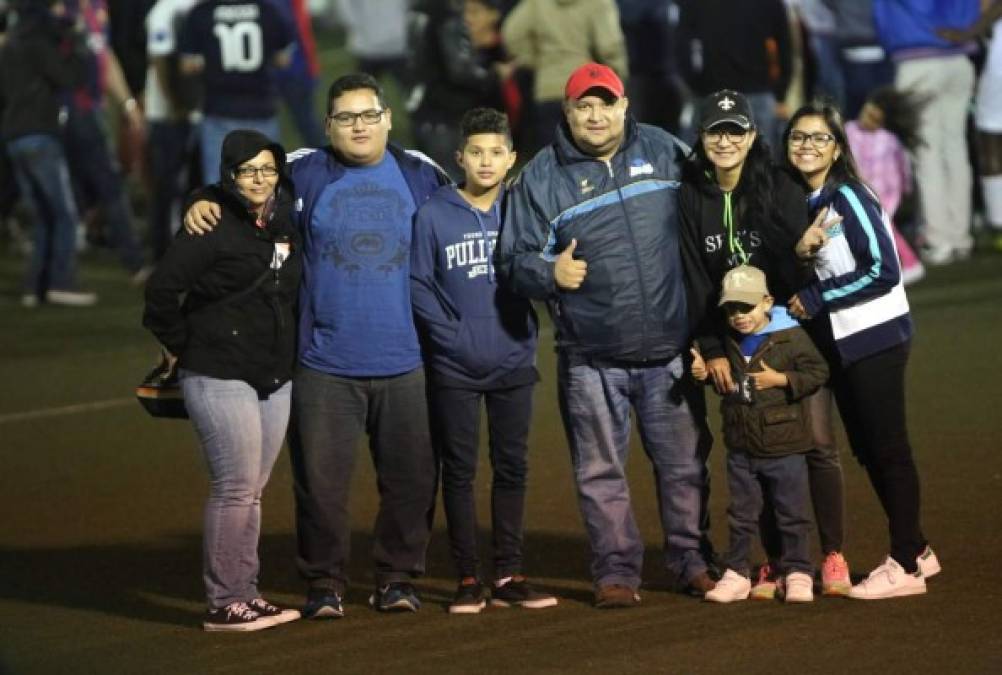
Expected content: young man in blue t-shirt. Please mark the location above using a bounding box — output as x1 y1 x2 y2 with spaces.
184 73 450 617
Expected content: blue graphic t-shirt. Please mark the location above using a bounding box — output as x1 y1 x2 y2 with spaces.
301 153 421 376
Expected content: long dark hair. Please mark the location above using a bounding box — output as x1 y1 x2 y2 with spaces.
867 86 929 152
782 98 866 191
682 130 777 228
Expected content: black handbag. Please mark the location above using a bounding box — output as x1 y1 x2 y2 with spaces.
137 264 276 419
136 353 187 419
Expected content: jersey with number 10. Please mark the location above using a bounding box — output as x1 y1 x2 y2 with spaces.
179 0 294 119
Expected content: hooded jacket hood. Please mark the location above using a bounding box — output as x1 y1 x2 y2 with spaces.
217 130 290 211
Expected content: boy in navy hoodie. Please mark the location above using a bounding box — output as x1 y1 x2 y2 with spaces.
410 108 557 614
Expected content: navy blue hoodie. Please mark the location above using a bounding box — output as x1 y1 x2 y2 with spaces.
410 184 538 388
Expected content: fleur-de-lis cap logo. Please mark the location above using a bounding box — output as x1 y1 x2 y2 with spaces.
718 96 736 111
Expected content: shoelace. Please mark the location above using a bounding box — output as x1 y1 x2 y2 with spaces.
249 598 278 613
224 602 259 621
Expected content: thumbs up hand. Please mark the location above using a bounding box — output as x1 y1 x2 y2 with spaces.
555 238 588 290
690 347 708 381
749 359 789 390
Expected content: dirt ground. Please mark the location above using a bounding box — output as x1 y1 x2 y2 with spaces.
1 253 1000 675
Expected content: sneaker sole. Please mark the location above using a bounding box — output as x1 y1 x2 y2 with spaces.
268 610 301 624
306 606 344 619
369 597 419 612
785 593 815 603
822 582 852 597
202 617 277 632
448 601 486 615
490 597 558 609
848 584 927 600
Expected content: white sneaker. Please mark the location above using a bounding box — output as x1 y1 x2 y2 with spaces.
44 289 98 307
704 569 751 604
917 545 941 578
849 557 926 600
783 571 814 603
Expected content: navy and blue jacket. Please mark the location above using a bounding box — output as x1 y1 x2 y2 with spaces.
410 184 538 387
287 143 451 364
798 181 912 366
496 117 691 362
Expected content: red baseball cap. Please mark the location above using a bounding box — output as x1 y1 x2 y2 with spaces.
564 63 625 100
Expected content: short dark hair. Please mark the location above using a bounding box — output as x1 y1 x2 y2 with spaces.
326 73 387 115
459 108 512 149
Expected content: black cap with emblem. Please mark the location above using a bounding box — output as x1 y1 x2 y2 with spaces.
698 89 756 131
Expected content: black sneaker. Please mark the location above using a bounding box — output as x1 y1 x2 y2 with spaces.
369 582 421 612
247 597 301 625
202 601 276 632
490 577 558 609
303 588 345 619
448 581 487 615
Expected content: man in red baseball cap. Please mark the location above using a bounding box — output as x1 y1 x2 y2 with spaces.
561 62 627 161
497 62 717 608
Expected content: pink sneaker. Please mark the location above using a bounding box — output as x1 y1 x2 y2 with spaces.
749 563 778 601
822 552 851 597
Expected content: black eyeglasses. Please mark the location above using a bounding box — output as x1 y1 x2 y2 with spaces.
328 109 385 127
788 131 835 148
234 165 279 179
702 128 749 144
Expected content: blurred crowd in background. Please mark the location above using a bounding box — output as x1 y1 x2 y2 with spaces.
1 0 998 306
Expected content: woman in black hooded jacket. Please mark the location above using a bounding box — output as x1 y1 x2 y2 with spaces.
678 90 851 600
143 130 302 632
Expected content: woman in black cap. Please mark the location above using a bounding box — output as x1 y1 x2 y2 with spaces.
679 89 850 602
143 130 302 631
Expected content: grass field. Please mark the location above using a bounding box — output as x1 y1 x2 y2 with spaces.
1 241 1001 674
2 27 1002 675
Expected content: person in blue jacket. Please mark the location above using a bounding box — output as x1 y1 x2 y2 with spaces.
784 99 941 600
184 72 451 617
495 63 714 608
410 107 557 614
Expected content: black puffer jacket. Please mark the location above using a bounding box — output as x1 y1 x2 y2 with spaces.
496 117 691 362
143 130 302 393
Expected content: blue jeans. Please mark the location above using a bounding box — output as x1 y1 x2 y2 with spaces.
63 108 145 273
199 115 280 185
725 450 812 577
5 134 81 294
180 371 291 609
557 354 711 589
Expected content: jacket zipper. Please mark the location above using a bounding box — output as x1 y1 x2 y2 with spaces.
607 158 649 359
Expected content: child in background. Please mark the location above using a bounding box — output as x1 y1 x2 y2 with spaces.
847 87 927 284
410 107 557 614
692 265 829 604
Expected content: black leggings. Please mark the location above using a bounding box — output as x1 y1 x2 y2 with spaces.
833 342 926 571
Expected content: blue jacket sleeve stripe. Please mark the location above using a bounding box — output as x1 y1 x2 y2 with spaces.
820 185 882 302
542 179 679 260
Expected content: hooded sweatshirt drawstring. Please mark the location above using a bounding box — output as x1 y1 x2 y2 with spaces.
472 204 497 284
723 191 749 265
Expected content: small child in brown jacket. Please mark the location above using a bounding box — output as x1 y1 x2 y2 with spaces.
691 264 828 604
